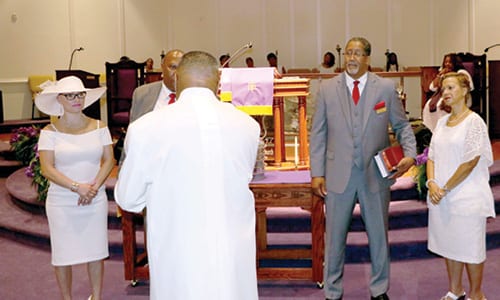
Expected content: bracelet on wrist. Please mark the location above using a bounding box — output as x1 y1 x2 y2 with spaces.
442 184 450 193
425 179 437 188
70 182 79 192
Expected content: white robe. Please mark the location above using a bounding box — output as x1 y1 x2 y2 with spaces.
115 87 260 300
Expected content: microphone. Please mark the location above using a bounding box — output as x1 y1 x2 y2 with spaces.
221 42 253 68
484 43 500 53
68 47 84 70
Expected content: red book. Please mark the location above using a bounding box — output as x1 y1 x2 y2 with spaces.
374 145 404 177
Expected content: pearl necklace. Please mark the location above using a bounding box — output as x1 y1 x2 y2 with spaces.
447 109 470 125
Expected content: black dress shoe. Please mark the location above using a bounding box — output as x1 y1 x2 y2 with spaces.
371 293 389 300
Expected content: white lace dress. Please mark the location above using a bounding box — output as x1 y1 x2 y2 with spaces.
427 113 495 263
38 124 112 266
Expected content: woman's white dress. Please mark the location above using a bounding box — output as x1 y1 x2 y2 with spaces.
38 125 112 266
427 113 496 263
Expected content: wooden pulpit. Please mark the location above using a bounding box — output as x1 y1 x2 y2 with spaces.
272 78 310 166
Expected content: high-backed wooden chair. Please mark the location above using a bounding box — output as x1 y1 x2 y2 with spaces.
0 90 3 123
28 75 54 119
420 66 439 109
457 52 487 120
144 71 162 83
105 59 146 128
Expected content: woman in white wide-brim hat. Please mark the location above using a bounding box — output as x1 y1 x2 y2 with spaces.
36 76 115 300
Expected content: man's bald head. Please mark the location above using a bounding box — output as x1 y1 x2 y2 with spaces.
175 51 219 95
161 49 184 91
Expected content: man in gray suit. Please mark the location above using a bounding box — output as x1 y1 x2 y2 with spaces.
118 49 183 165
310 37 416 300
129 49 184 123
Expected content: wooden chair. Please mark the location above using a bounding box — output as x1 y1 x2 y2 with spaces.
145 71 162 83
28 75 54 119
105 59 146 128
420 66 439 109
457 52 487 120
0 90 3 123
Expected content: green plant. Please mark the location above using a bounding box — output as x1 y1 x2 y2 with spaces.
10 126 48 202
415 147 429 200
412 123 432 200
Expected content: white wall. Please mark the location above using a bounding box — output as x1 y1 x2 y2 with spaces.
1 0 500 120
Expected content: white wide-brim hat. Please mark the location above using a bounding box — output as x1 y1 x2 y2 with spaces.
34 75 106 116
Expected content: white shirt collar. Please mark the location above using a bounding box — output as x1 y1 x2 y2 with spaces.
345 72 368 95
346 72 368 86
154 82 175 110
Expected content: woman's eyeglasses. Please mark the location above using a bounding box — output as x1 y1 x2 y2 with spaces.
60 92 86 101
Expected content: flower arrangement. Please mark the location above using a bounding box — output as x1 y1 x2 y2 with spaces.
415 147 429 200
10 126 48 202
412 123 433 200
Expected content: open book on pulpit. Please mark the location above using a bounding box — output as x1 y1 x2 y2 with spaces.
219 67 275 115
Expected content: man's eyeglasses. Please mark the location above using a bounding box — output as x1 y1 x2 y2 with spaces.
60 92 86 101
343 50 367 58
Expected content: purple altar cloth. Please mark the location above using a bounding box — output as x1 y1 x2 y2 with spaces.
251 170 311 185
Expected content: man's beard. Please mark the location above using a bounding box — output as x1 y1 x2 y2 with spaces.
346 63 359 75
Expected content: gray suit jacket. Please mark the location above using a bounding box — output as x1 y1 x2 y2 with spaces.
309 72 416 193
129 81 163 123
118 81 163 165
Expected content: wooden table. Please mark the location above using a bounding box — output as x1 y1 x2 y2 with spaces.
252 170 325 284
119 207 148 284
119 170 325 285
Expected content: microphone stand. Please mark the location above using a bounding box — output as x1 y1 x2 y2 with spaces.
221 42 253 68
68 47 84 70
484 43 500 53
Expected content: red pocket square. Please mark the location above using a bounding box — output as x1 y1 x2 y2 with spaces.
374 101 386 110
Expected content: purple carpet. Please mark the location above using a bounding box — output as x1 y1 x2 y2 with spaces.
1 164 500 299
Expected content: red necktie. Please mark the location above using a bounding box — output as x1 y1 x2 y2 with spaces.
352 80 360 105
168 93 176 105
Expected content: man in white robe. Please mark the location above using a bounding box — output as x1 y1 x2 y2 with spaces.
115 51 260 300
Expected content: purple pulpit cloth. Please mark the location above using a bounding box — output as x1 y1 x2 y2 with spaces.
219 67 274 115
251 170 311 185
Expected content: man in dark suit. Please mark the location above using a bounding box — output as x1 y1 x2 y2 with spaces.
309 37 417 300
129 49 184 123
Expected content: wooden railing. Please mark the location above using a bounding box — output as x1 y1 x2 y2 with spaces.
283 70 422 85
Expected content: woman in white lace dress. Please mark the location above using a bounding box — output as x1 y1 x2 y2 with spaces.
36 76 115 300
426 72 495 300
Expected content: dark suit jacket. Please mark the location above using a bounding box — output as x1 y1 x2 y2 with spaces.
309 72 417 193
